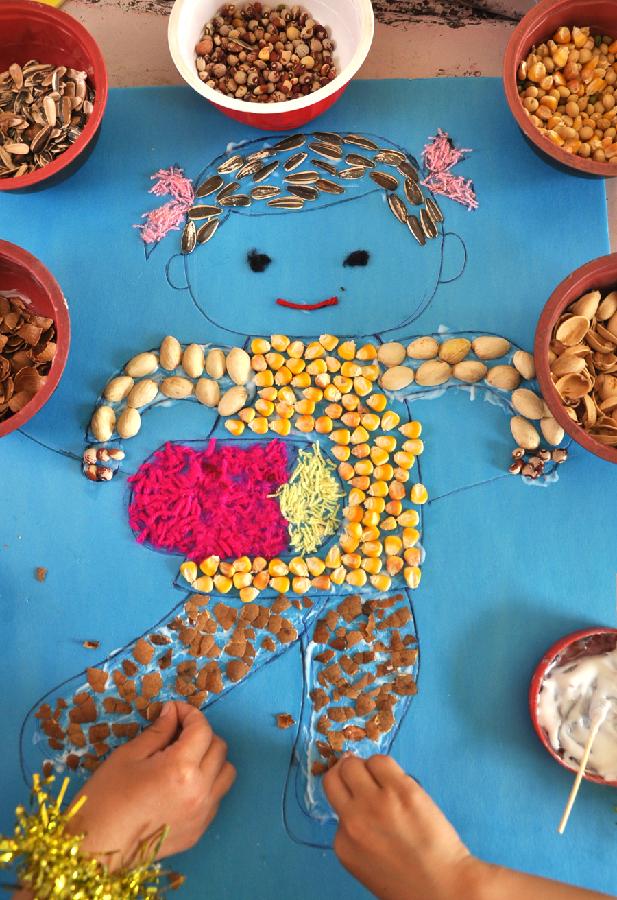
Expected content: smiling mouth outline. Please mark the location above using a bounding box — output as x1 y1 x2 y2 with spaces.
276 297 339 311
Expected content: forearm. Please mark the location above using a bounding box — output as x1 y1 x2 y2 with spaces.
474 862 612 900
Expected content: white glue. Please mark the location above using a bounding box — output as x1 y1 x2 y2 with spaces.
536 646 617 780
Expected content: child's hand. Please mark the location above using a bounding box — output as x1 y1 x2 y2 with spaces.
67 701 236 869
323 754 481 900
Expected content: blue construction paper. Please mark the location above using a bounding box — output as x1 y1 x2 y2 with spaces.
0 78 615 898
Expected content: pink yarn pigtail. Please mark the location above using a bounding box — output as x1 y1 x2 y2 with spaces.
135 167 195 244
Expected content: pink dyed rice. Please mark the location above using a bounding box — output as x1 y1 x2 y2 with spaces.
421 129 478 211
135 167 195 244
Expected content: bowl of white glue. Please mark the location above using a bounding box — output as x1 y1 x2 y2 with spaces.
530 627 617 786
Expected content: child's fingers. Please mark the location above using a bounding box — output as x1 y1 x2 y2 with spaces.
365 754 408 789
169 703 214 764
338 755 379 796
323 764 352 813
210 761 237 803
123 700 180 759
200 734 229 784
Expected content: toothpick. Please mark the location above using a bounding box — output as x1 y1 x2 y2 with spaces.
558 701 610 834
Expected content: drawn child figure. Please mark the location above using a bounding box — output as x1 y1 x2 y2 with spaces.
21 132 566 847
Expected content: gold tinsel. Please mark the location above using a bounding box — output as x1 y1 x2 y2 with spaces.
0 773 184 898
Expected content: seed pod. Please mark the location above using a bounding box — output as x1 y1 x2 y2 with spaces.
218 385 248 416
206 348 226 379
188 205 221 220
370 170 399 191
439 338 471 365
183 343 205 378
117 407 141 439
125 352 158 378
195 377 220 407
415 359 451 386
453 360 487 383
195 174 224 198
570 290 601 320
251 185 281 200
160 335 182 371
485 365 521 391
511 387 546 419
541 415 565 446
377 342 406 367
226 347 251 385
197 219 219 245
510 416 540 450
407 336 439 359
274 134 306 152
381 366 414 391
406 215 426 246
555 315 590 347
160 376 194 399
597 291 617 321
512 349 535 380
405 178 423 206
127 379 159 409
472 336 511 359
90 405 116 442
388 194 408 225
103 375 134 403
420 208 437 239
182 221 196 254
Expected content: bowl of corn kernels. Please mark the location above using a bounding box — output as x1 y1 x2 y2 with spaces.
503 0 617 175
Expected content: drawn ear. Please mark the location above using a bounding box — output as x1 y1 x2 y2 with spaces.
166 253 189 291
438 232 467 285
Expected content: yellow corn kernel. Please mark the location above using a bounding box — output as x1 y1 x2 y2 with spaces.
342 411 361 428
270 576 291 593
403 528 420 548
351 475 370 491
251 353 267 371
312 574 332 590
240 586 259 603
346 568 367 587
234 556 252 573
295 398 315 416
342 552 362 569
295 415 315 433
370 573 392 592
338 340 356 360
219 561 235 577
339 533 360 554
266 351 286 370
278 386 295 404
180 561 198 584
259 386 278 401
271 334 290 352
238 407 256 424
326 355 341 373
233 572 253 589
361 413 380 431
341 361 362 378
374 464 394 481
394 451 414 470
404 566 422 589
306 556 326 576
389 481 405 501
342 393 360 411
269 558 289 577
357 342 377 360
369 481 388 498
346 521 363 540
330 565 347 585
394 467 410 483
214 574 233 594
367 393 387 412
225 418 245 436
315 416 333 434
381 516 397 531
291 372 311 388
288 557 309 577
334 375 353 393
253 571 270 590
331 428 351 445
270 417 291 436
307 358 327 375
193 575 214 592
361 556 382 574
292 576 311 593
351 425 369 444
252 556 267 572
276 401 293 419
255 398 275 417
384 535 403 556
404 547 422 566
305 341 326 359
362 364 380 382
287 357 306 375
403 439 424 455
304 386 323 402
386 556 404 576
348 487 366 506
363 540 383 557
398 510 419 527
251 337 271 354
331 445 350 462
362 510 380 527
351 442 370 459
410 483 428 505
385 500 402 517
370 446 389 466
362 526 380 542
314 373 331 390
199 555 220 577
287 339 304 358
353 376 372 397
400 421 422 439
255 369 274 387
325 545 342 568
355 459 374 476
381 410 401 431
339 461 355 481
319 333 339 351
324 385 342 403
365 497 385 513
344 504 364 523
248 416 268 434
275 366 292 386
376 435 397 452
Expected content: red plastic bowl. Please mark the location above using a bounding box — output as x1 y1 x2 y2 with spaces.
0 240 70 437
530 627 617 785
0 0 108 192
534 253 617 464
503 0 617 177
168 0 374 131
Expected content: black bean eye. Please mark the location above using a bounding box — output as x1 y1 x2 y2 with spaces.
248 249 272 273
343 250 370 267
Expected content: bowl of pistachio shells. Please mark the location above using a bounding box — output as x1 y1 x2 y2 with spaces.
503 0 617 175
534 252 617 463
168 0 374 131
0 0 108 191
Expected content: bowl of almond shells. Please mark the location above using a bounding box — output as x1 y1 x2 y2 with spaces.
535 253 617 462
0 240 70 437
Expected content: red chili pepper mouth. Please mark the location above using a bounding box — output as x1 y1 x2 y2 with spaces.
276 297 339 311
